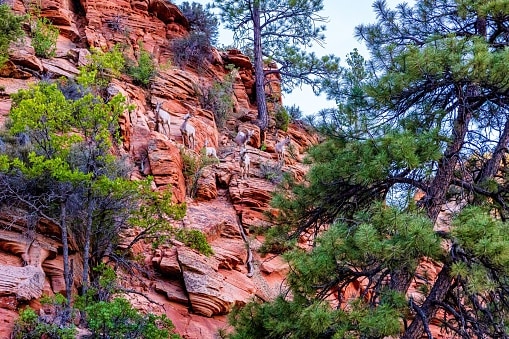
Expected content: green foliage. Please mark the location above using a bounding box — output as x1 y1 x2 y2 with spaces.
232 205 439 337
274 105 290 132
0 4 25 67
30 17 58 58
12 307 77 339
199 66 236 128
451 206 509 293
175 228 214 256
77 45 125 88
180 148 218 198
82 297 177 338
8 81 126 161
228 297 340 339
75 265 181 339
127 180 187 249
127 44 157 87
214 0 341 93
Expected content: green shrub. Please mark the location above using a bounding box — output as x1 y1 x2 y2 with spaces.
260 161 283 184
31 17 58 58
127 45 157 87
180 148 217 198
0 4 26 67
176 228 214 256
83 297 176 338
76 264 181 338
275 105 290 132
199 67 236 129
12 307 77 339
77 45 125 88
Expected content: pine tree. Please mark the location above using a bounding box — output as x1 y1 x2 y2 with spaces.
230 1 509 338
214 0 341 130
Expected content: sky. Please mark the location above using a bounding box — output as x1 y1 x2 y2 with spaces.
189 0 411 116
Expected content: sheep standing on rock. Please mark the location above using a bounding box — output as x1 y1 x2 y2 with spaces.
239 147 250 179
204 139 219 160
275 135 291 165
155 102 171 137
180 113 196 150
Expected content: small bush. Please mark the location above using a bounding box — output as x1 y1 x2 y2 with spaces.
127 45 157 87
180 1 218 45
0 4 25 67
172 32 212 70
176 228 213 256
275 105 290 132
31 17 58 58
260 161 283 184
12 307 77 339
180 148 218 198
76 264 182 338
77 45 125 89
199 67 236 129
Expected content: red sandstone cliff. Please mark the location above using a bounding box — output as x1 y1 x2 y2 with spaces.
0 0 318 337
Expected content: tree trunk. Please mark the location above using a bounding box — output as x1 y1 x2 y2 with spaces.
408 86 473 337
425 88 473 221
253 2 269 131
402 265 452 339
81 191 94 295
60 200 72 305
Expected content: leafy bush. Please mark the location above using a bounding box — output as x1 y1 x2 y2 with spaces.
83 297 177 338
176 228 213 256
260 161 283 184
77 45 125 88
199 67 236 129
0 4 25 67
127 45 157 87
31 17 58 58
74 265 181 339
180 148 217 198
275 105 290 132
12 307 77 339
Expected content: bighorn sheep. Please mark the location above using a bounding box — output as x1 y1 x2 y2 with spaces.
239 146 250 179
155 102 171 137
180 113 196 150
234 129 254 148
275 136 291 164
204 139 219 160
